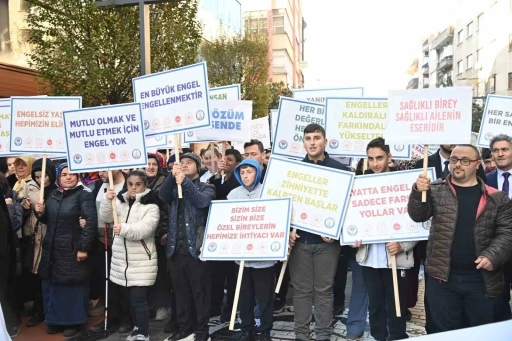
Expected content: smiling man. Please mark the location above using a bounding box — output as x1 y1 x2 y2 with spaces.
409 144 512 333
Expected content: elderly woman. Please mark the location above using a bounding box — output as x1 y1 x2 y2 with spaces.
100 170 159 341
7 156 35 195
35 163 97 337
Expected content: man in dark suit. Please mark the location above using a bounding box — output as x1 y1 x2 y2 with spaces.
485 134 512 321
410 144 487 332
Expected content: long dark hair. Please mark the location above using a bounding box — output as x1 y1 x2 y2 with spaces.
0 172 11 197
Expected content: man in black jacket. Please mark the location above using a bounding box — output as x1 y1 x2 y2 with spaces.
0 195 20 338
288 123 348 341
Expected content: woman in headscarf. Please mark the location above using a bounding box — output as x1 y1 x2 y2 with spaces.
9 156 35 195
35 163 97 337
20 158 57 327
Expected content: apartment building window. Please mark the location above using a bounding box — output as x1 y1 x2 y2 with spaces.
273 14 285 34
488 75 496 93
457 60 464 74
509 73 512 89
477 13 484 31
457 29 464 44
466 54 473 69
467 22 474 37
509 34 512 51
19 0 30 11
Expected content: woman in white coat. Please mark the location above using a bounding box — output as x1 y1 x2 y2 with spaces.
100 170 160 341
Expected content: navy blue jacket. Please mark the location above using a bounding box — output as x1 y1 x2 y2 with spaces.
299 152 349 244
159 175 215 259
486 170 499 190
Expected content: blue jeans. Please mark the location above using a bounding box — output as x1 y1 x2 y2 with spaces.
346 258 368 338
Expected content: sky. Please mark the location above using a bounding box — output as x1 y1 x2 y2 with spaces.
300 0 458 96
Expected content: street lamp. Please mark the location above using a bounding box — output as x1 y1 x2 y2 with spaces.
95 0 185 76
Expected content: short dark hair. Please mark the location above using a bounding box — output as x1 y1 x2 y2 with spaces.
243 139 264 153
128 170 148 185
489 134 512 150
455 144 481 160
200 148 207 157
481 148 492 160
225 149 243 163
303 123 325 138
366 137 390 154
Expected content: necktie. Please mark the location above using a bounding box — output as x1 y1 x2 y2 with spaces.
503 172 510 195
443 160 450 178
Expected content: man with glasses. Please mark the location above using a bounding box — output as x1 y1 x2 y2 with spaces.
486 134 512 321
408 144 512 333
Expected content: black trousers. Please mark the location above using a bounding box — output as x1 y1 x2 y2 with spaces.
426 273 500 333
210 261 236 315
274 261 290 302
90 240 131 323
239 266 274 335
124 286 150 336
148 244 173 310
495 261 512 321
361 267 408 341
333 251 350 309
0 256 19 327
170 253 211 336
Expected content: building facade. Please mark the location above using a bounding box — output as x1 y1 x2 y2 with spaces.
452 0 512 97
243 0 304 88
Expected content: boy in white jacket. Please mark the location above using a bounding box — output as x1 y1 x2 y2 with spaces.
227 159 274 341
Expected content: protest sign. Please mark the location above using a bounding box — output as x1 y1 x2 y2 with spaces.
184 84 241 143
132 62 210 137
270 109 278 142
384 87 472 144
293 87 364 104
0 104 14 156
272 98 325 160
232 117 271 152
341 168 436 245
200 198 291 261
167 135 190 149
410 144 438 159
10 96 82 154
63 103 147 172
476 95 512 147
195 100 252 142
146 135 167 150
261 156 354 239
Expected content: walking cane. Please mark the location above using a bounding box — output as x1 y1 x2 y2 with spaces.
104 222 109 331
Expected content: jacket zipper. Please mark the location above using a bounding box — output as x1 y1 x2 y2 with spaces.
141 240 152 260
123 203 134 286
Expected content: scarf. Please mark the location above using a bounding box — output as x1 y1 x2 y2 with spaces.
12 156 35 197
147 153 165 189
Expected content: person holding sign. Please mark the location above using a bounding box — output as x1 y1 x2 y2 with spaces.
100 170 160 341
226 159 274 341
159 153 215 341
352 138 415 341
35 163 97 337
288 123 347 341
408 144 512 333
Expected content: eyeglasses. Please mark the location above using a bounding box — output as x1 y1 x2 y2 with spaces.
449 157 479 166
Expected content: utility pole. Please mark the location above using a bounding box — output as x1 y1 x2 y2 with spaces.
95 0 183 76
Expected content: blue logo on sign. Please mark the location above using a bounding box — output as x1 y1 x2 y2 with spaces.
187 131 194 137
347 225 358 236
278 140 288 149
73 154 83 164
394 145 405 152
196 110 205 121
324 218 335 229
329 139 339 149
132 149 142 159
14 137 22 146
271 242 281 252
208 242 217 252
143 120 150 130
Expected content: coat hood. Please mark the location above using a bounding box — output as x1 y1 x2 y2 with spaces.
234 159 262 192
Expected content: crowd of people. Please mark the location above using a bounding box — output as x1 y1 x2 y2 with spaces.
1 123 511 341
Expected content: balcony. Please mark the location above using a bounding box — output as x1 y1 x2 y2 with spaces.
422 38 429 52
273 66 286 74
422 57 429 68
407 78 419 89
431 27 454 50
422 66 429 75
437 56 453 72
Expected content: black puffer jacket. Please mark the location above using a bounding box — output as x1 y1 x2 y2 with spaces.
408 176 512 297
38 185 97 284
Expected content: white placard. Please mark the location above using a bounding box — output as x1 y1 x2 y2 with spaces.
184 84 241 143
341 168 435 245
293 87 364 104
10 96 82 154
200 198 292 261
232 117 271 151
411 144 438 159
195 100 252 142
0 103 14 156
146 135 168 150
385 87 472 144
132 62 210 137
166 134 190 149
261 156 354 239
270 109 278 142
63 103 148 172
476 95 512 147
272 98 325 160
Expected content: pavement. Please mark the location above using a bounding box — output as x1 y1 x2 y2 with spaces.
14 271 428 341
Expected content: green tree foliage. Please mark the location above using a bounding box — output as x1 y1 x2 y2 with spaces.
200 33 271 118
25 0 202 107
268 81 292 110
472 98 485 133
